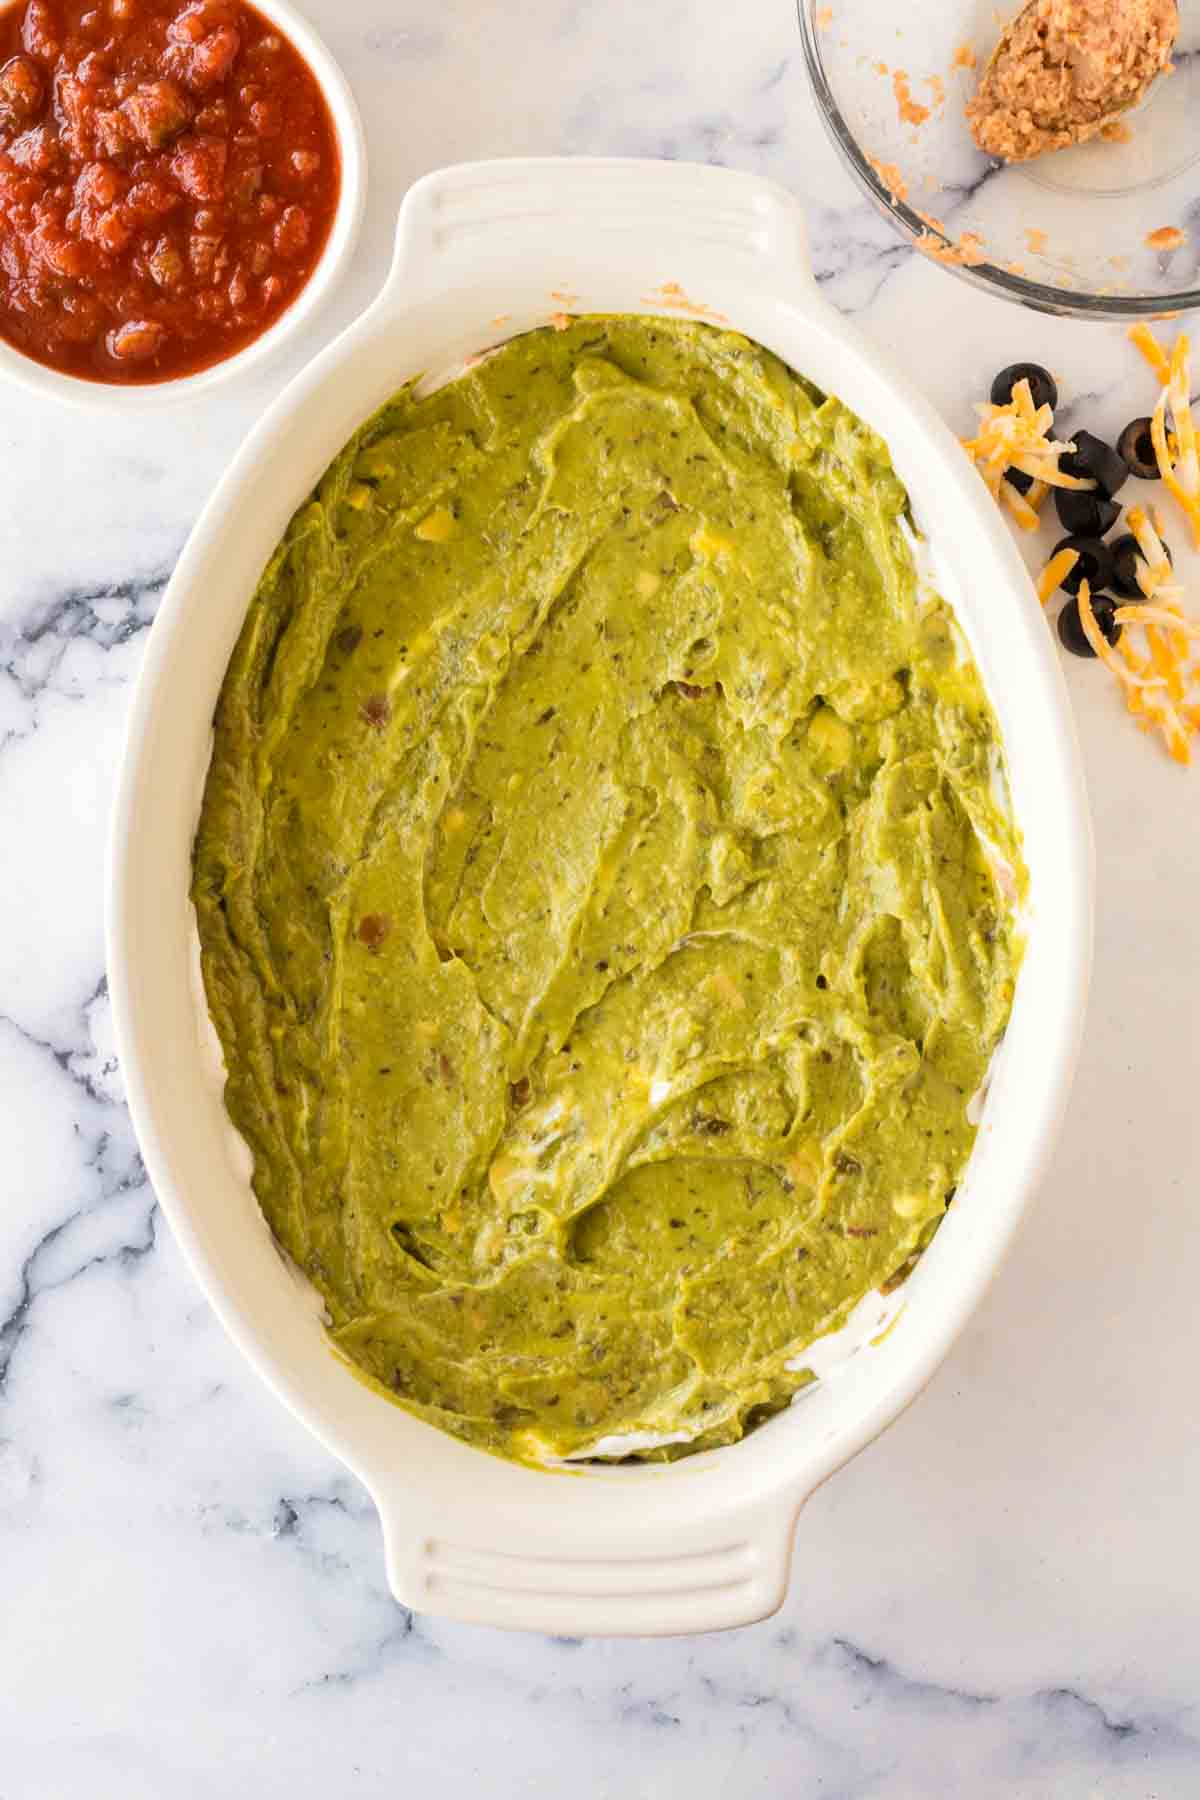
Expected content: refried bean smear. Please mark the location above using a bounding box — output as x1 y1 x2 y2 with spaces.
0 0 340 383
967 0 1178 162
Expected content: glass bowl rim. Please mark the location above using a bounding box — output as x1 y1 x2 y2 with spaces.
795 0 1200 321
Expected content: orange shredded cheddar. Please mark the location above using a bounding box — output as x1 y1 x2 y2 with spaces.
1037 546 1079 603
983 344 1200 768
1119 635 1153 680
1124 505 1178 599
1129 321 1171 384
963 377 1094 498
1078 583 1166 695
952 42 976 69
1166 335 1200 538
1000 478 1040 531
1151 389 1200 551
1114 605 1200 641
1146 226 1187 253
1148 625 1185 702
1103 585 1200 764
1160 708 1191 764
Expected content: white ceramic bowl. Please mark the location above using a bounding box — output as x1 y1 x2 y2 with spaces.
0 0 366 411
107 157 1093 1636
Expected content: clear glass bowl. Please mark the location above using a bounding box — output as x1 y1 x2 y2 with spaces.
797 0 1200 317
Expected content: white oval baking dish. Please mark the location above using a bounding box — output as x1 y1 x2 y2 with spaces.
107 157 1092 1637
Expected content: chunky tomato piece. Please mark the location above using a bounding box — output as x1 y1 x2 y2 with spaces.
272 199 305 256
0 50 43 119
107 315 166 358
8 119 57 169
0 0 339 382
146 231 181 284
121 75 189 147
170 129 223 197
20 0 58 60
185 22 238 88
74 156 122 204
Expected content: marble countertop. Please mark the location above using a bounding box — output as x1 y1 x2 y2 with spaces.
3 1 1199 1793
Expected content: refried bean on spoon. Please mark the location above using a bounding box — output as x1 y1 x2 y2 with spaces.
967 0 1178 163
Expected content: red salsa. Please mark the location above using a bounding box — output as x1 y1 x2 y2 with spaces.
0 0 341 383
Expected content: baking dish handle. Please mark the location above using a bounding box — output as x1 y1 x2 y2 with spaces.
375 1485 805 1636
384 156 814 303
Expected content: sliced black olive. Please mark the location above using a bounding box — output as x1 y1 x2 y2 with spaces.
1051 533 1115 597
1057 594 1120 659
1109 530 1172 599
990 362 1058 412
1058 429 1128 498
1117 416 1159 481
1005 466 1035 495
1091 598 1122 647
1053 487 1121 537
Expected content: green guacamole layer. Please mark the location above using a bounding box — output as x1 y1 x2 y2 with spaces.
192 316 1024 1465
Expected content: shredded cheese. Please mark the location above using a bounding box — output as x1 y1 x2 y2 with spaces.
1166 334 1200 548
1128 321 1171 384
977 344 1200 767
962 377 1094 498
1153 696 1191 765
1093 572 1200 764
1037 545 1080 604
1119 634 1153 680
1148 623 1185 703
1128 324 1200 552
1114 604 1200 641
1149 392 1200 549
1124 505 1179 599
1000 477 1041 531
1076 583 1164 691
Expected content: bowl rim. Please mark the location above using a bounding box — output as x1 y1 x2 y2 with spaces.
796 0 1200 321
0 0 367 410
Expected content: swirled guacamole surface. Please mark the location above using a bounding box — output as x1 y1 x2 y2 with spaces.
193 316 1024 1465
